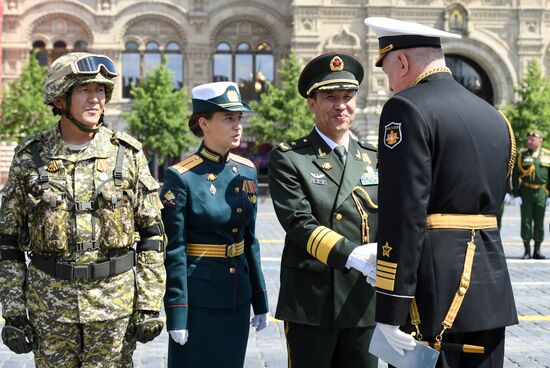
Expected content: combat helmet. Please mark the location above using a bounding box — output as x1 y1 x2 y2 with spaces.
43 52 118 132
44 52 117 105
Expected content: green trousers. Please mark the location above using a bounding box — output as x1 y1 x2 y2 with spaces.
520 199 546 243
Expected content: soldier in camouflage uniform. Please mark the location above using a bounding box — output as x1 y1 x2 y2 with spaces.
0 52 166 367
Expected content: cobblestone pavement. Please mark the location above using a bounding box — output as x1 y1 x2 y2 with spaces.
1 196 549 367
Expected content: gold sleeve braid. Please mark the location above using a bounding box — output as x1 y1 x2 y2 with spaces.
306 226 343 264
499 111 516 178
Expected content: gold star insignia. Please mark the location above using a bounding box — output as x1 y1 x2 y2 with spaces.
322 162 333 170
318 148 327 157
382 242 392 257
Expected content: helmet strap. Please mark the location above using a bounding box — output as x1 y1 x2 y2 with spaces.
63 87 102 134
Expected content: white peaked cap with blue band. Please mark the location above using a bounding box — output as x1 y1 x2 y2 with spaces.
364 17 461 67
191 81 252 114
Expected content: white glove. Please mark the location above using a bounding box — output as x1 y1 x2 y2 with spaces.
366 265 376 287
345 243 377 275
250 313 269 332
514 196 522 206
546 198 550 207
376 323 416 356
169 329 189 345
504 193 511 204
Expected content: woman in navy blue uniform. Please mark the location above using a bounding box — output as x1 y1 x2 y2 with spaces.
161 82 269 367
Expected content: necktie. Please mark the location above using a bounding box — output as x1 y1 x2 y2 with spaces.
334 145 346 165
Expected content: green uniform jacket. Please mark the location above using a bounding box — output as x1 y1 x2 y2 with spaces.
0 126 166 323
512 147 550 206
269 129 378 329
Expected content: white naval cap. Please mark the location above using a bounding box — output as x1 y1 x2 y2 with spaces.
364 17 461 67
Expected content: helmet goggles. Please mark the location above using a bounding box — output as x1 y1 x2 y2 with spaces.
50 54 118 82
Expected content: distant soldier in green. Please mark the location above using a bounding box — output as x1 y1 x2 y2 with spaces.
0 52 166 367
512 131 549 259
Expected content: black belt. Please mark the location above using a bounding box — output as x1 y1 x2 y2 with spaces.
30 250 135 281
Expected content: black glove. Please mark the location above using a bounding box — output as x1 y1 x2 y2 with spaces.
1 315 35 354
126 310 163 344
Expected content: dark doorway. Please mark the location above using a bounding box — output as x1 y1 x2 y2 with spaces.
445 54 494 105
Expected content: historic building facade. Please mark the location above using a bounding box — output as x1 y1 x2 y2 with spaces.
2 0 550 143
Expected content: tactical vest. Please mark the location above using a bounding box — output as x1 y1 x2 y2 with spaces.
23 140 135 255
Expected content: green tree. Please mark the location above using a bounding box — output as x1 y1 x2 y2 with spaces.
124 56 195 179
502 59 550 148
0 52 57 142
249 52 313 145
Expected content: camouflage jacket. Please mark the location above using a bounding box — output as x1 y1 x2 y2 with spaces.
0 125 166 323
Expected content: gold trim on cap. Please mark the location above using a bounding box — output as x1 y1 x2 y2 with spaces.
376 44 395 65
306 79 359 96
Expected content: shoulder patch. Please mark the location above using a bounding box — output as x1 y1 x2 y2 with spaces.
112 131 142 151
228 153 255 168
171 154 203 174
278 137 310 152
383 122 402 149
14 134 43 156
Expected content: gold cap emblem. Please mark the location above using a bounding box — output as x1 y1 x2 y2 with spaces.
227 89 239 102
330 56 344 71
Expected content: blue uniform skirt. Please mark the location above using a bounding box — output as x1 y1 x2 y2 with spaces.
168 303 250 367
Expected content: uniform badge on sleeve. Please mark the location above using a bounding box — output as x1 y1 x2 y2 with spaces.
162 190 176 207
383 122 402 149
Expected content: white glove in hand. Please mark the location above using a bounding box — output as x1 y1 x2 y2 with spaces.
546 198 550 207
365 266 376 287
376 323 416 356
250 313 269 331
169 329 189 346
514 197 522 206
504 193 511 204
345 243 377 275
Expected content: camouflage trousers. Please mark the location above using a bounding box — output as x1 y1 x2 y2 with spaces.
31 315 131 368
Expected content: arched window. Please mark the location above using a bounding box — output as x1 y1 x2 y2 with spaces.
445 54 493 104
166 42 183 89
74 40 88 52
144 41 161 77
32 40 48 67
213 41 274 100
213 42 232 82
122 41 140 98
122 40 185 98
51 40 67 62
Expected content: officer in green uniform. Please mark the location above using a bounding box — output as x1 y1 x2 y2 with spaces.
512 131 549 259
0 53 166 367
269 51 378 368
161 82 269 368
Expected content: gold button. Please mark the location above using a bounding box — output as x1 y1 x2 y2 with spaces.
236 207 243 214
235 187 240 193
232 167 238 173
232 228 238 233
229 267 236 274
335 213 343 221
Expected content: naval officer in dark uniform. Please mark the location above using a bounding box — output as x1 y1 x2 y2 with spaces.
365 17 518 368
161 81 269 368
269 51 379 368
